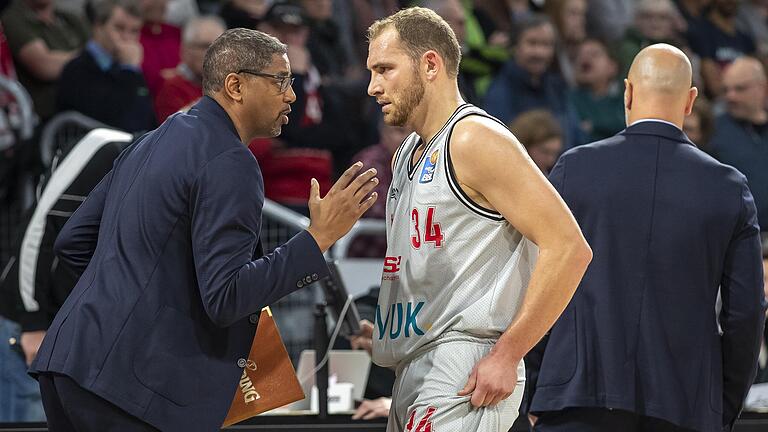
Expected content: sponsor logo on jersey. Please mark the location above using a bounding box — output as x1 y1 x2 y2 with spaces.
389 186 399 200
375 301 425 340
382 256 401 281
418 150 439 183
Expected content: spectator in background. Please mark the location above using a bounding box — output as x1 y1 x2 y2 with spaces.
543 0 587 87
674 0 711 25
689 0 756 97
570 38 625 143
423 0 481 104
219 0 270 30
0 0 88 121
710 56 768 230
618 0 685 78
139 0 180 95
485 14 582 148
0 9 45 423
300 0 352 81
586 0 635 41
57 0 155 133
154 15 224 122
164 0 197 27
683 96 715 153
737 0 768 60
509 109 563 174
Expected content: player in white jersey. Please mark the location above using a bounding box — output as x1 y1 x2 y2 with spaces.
363 7 593 432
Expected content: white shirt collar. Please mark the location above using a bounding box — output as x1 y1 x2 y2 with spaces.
629 118 682 131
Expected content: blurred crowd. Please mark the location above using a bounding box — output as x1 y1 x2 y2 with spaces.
1 0 768 239
1 0 768 423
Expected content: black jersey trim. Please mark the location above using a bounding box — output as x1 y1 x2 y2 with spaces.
444 112 507 222
406 103 472 181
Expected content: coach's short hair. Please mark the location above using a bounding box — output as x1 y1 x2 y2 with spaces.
202 28 287 96
367 6 461 77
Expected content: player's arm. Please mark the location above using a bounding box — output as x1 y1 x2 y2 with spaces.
451 116 592 406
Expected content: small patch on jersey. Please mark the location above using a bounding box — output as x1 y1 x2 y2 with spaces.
419 150 439 183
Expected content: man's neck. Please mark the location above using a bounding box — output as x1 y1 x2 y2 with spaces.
588 80 612 97
412 86 464 146
743 109 768 125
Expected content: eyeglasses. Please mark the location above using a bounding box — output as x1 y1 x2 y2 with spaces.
238 69 295 93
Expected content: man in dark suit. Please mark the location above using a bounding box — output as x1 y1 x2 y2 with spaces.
524 44 766 432
30 28 380 431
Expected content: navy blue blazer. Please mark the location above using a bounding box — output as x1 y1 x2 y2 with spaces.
523 121 766 432
30 96 329 431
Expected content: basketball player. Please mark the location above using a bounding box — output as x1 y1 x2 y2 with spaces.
366 7 593 432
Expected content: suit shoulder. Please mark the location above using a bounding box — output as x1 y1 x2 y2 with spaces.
558 135 625 162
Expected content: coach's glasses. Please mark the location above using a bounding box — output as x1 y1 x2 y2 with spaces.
238 69 295 93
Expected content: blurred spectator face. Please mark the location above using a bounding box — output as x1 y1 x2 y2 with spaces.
232 0 272 19
712 0 740 17
683 111 704 143
379 122 410 154
140 0 168 24
722 60 767 121
94 5 142 57
528 137 562 173
182 19 225 79
574 39 618 89
635 0 678 41
561 0 587 43
300 0 332 21
433 0 467 45
514 23 556 78
367 29 426 127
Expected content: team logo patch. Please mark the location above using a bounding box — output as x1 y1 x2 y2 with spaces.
419 150 439 183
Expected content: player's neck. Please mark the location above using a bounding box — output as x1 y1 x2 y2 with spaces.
413 87 465 145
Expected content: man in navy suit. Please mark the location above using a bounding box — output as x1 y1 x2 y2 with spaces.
30 28 380 431
524 44 766 431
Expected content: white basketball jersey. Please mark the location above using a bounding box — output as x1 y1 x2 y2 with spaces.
372 104 539 369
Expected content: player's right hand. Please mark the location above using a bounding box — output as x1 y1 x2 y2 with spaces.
307 162 378 253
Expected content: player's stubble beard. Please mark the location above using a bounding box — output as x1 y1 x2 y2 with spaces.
387 69 425 127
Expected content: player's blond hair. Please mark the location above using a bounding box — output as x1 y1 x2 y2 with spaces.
367 7 461 78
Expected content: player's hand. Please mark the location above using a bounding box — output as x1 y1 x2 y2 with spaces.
351 397 391 420
307 162 378 252
457 350 519 408
349 320 374 354
20 330 45 366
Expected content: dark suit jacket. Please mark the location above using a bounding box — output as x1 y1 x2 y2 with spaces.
30 96 329 431
523 121 766 432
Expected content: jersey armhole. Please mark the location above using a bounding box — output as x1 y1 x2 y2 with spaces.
444 113 506 222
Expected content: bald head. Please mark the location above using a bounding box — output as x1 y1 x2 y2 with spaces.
628 44 692 97
624 43 698 128
722 57 767 122
723 56 766 85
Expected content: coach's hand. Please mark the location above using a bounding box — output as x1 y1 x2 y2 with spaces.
457 350 519 408
307 162 379 253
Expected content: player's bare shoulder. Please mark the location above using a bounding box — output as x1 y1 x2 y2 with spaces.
448 115 529 186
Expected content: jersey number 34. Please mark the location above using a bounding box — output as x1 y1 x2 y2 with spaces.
410 207 443 249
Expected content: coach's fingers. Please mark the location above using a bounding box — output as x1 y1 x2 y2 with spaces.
331 162 363 192
357 192 378 216
309 178 321 203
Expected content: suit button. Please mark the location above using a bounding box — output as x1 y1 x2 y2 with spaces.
297 281 304 288
305 276 312 283
249 314 258 324
311 273 319 281
237 358 246 368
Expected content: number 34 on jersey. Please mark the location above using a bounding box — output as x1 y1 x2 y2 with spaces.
409 206 443 249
